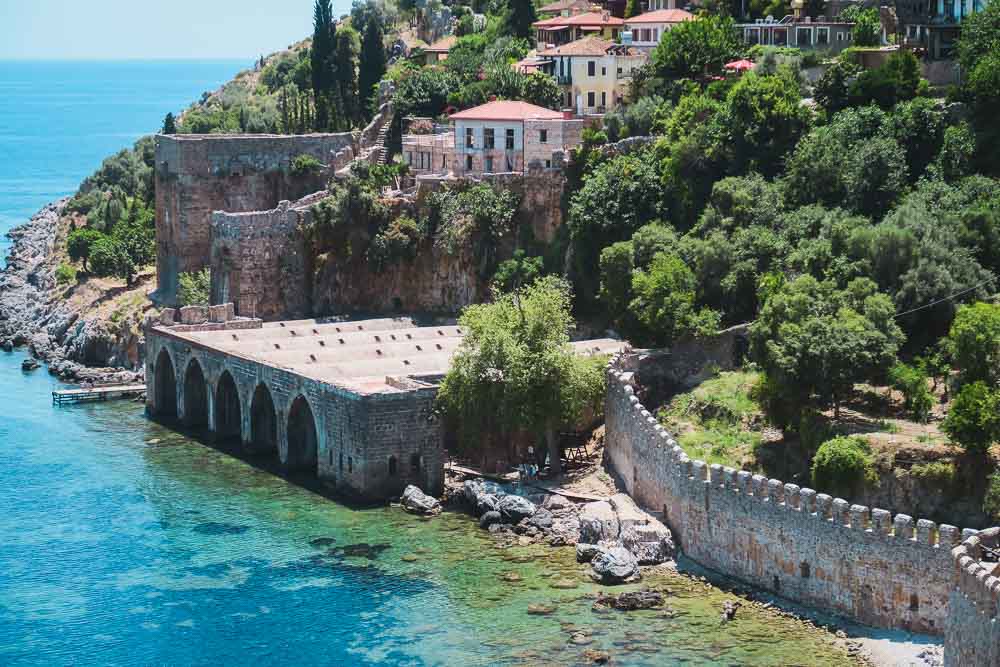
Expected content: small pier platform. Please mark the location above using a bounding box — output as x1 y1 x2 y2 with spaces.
52 384 146 405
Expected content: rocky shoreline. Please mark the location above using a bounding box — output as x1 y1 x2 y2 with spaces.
0 200 143 384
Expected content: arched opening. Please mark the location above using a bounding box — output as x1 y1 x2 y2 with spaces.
286 395 318 471
215 371 242 443
183 359 208 429
250 384 278 457
154 349 177 418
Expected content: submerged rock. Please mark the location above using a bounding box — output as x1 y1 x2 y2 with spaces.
401 485 441 515
309 537 336 548
21 358 39 371
480 511 502 528
720 600 741 623
527 603 556 615
499 495 536 524
582 648 611 664
590 546 640 585
595 589 665 611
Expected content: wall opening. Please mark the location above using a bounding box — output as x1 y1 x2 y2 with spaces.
183 359 208 429
910 594 919 612
410 453 421 473
250 384 278 457
389 456 398 476
286 395 318 471
800 562 811 579
154 349 177 418
215 371 242 443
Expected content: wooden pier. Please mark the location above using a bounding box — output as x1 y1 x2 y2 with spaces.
52 384 146 405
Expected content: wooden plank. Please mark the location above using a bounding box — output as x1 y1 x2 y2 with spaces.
52 384 146 404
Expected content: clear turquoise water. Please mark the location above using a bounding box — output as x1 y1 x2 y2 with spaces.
0 61 859 666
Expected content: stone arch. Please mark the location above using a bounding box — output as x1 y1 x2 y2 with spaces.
153 348 177 418
183 358 208 428
286 395 319 471
250 383 278 457
214 371 242 443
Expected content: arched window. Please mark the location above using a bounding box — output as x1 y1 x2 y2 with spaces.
388 456 398 476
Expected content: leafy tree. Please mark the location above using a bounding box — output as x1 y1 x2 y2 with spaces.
520 71 562 110
943 381 1000 453
948 302 1000 387
359 4 387 117
505 0 538 40
162 112 177 135
178 269 211 306
852 8 881 47
957 0 1000 72
629 252 721 347
335 26 362 125
751 276 904 417
932 122 976 181
624 0 641 18
88 211 156 286
984 471 1000 520
849 50 922 110
651 16 743 81
437 277 605 475
67 227 104 272
492 250 543 292
392 67 459 117
888 362 933 422
813 60 860 114
811 436 874 497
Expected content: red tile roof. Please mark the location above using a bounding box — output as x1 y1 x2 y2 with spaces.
449 100 565 121
625 8 695 23
424 35 457 53
538 0 599 13
533 11 625 27
539 36 615 56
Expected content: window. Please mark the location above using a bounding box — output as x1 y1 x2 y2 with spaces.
485 156 494 172
442 155 447 168
612 29 619 39
466 154 473 171
405 151 412 165
348 456 353 473
588 61 596 76
388 456 398 476
411 453 421 473
653 28 659 42
817 28 829 44
505 128 515 150
339 452 343 472
545 159 552 168
587 91 595 107
601 91 606 107
539 129 548 143
506 156 514 171
484 128 495 149
465 127 474 148
601 66 607 76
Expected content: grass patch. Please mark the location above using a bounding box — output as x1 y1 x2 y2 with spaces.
910 461 957 488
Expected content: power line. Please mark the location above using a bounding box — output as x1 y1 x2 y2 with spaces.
893 274 997 319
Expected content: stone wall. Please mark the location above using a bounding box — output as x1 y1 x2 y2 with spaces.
945 529 1000 666
154 132 355 305
146 326 444 500
604 350 970 635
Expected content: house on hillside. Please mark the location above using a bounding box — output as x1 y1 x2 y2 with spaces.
623 8 695 51
538 0 600 15
533 11 626 46
537 37 647 114
894 0 989 59
734 15 856 51
421 35 457 65
401 100 584 177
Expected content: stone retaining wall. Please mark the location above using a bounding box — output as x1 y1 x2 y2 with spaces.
945 529 1000 666
604 350 971 635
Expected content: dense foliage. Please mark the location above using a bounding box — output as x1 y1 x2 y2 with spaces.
811 436 874 497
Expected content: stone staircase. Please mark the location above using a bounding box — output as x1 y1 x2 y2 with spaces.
371 122 390 165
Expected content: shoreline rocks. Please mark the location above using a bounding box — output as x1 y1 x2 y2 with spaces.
401 485 442 515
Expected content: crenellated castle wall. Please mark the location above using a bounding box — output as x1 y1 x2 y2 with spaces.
604 349 972 636
945 529 1000 665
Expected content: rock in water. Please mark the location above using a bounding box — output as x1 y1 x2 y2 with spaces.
479 511 502 528
401 485 441 515
579 501 620 544
595 590 665 611
590 546 640 585
576 543 605 563
499 495 536 524
620 523 675 565
462 479 504 506
0 339 12 352
526 508 554 531
475 493 500 517
720 600 740 623
21 358 39 371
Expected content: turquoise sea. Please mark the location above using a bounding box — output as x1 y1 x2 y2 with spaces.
0 61 859 665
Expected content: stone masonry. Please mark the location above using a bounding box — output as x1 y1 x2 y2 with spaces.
945 529 1000 665
604 350 971 636
154 132 355 305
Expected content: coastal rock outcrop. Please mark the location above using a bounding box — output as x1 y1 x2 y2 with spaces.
401 485 441 515
590 546 640 584
499 494 536 524
576 493 674 574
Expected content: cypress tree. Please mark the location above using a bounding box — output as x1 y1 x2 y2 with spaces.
335 27 361 126
311 0 337 131
358 11 387 118
505 0 538 40
162 113 177 135
624 0 641 19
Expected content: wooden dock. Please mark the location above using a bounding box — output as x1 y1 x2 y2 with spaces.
52 384 146 405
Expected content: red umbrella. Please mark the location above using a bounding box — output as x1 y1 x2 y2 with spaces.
724 59 755 71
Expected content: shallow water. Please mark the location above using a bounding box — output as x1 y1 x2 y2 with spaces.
0 352 860 665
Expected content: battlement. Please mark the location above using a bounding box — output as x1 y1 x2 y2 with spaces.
945 529 1000 665
604 349 974 636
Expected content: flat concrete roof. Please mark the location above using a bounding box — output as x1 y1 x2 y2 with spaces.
156 316 625 395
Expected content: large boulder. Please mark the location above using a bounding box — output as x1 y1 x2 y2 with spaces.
401 485 441 515
462 479 504 506
526 508 554 531
621 522 675 565
590 546 640 585
579 501 620 544
576 542 605 563
475 493 500 517
499 494 537 524
479 511 502 528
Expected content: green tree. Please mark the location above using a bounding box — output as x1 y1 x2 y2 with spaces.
162 112 177 135
651 16 743 81
359 5 387 117
811 436 874 497
629 252 721 347
520 71 562 110
957 0 1000 72
948 302 1000 386
624 0 641 18
814 60 860 114
437 277 605 476
505 0 538 40
491 250 543 292
335 26 362 125
312 0 338 130
750 276 904 418
178 269 211 306
943 381 1000 453
88 217 155 286
852 8 881 47
66 227 104 273
888 361 934 422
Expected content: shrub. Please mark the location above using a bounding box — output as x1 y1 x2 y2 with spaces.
909 461 957 489
55 262 77 285
984 471 1000 520
948 302 1000 386
367 215 425 272
290 154 324 176
942 380 1000 453
177 269 211 307
888 362 934 422
811 436 874 497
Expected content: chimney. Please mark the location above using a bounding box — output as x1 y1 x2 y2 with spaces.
562 109 575 119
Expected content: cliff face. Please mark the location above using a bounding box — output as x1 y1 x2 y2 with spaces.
0 201 147 383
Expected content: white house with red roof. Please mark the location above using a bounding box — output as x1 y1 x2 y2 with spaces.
402 100 585 177
623 7 694 50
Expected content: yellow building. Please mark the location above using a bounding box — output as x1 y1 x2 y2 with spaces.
538 37 647 115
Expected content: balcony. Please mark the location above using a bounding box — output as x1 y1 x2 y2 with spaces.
557 74 572 85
